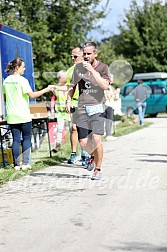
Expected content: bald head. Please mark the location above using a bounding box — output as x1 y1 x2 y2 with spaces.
72 47 83 56
71 47 83 63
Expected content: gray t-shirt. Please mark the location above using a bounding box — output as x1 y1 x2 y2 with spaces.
133 84 151 103
71 61 110 107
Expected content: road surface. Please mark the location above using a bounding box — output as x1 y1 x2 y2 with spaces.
0 116 167 252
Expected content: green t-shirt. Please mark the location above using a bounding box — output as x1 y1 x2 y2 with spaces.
67 65 79 106
3 75 32 124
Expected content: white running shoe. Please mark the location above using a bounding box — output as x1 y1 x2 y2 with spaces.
90 168 102 180
22 164 32 171
106 136 117 141
14 166 21 171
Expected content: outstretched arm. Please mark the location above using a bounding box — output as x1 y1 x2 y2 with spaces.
28 85 54 99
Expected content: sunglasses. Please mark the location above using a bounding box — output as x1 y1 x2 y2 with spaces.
71 55 79 59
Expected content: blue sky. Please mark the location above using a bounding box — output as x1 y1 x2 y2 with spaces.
89 0 144 40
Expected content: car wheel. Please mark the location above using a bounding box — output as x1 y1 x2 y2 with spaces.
149 113 158 117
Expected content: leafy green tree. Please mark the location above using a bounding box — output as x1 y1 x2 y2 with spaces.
0 0 110 93
0 0 54 91
116 0 167 73
97 37 117 65
97 36 131 87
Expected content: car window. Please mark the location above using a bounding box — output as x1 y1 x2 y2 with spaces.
124 86 135 96
154 85 164 94
148 85 153 94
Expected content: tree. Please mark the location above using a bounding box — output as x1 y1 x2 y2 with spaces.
115 0 167 73
0 0 110 92
0 0 54 91
97 37 117 66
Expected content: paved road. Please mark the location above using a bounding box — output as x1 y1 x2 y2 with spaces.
0 117 167 252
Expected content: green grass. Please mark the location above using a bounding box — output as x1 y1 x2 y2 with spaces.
113 117 152 137
0 117 152 186
0 134 71 186
30 133 71 169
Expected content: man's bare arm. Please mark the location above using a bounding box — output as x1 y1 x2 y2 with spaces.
66 85 76 113
82 61 109 90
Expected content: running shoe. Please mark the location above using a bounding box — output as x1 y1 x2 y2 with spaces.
22 164 32 171
67 153 78 164
52 143 61 153
90 168 102 180
86 157 95 171
81 156 88 167
81 156 86 166
81 152 91 166
14 166 21 171
106 136 117 141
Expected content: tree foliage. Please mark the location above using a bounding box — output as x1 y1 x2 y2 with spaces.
116 0 167 73
97 37 117 66
0 0 109 91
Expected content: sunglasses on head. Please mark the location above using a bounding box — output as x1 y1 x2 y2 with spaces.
71 55 79 59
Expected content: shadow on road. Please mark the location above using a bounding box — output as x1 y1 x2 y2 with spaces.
103 241 167 252
30 172 89 179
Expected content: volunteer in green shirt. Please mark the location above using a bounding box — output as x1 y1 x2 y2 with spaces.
3 57 53 171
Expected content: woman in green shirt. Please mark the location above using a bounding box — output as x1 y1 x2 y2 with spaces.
3 57 53 171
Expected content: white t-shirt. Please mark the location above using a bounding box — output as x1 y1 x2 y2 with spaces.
105 85 115 109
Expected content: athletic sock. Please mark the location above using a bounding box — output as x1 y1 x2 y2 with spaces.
95 167 101 171
71 152 76 155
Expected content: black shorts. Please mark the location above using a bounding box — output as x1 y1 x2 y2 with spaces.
76 113 105 139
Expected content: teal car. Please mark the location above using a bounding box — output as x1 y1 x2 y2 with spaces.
121 73 167 117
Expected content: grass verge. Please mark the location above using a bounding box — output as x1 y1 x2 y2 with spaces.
113 118 152 137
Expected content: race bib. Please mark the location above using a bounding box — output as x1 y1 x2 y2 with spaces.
85 104 104 116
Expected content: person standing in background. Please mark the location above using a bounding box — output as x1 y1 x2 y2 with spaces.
104 84 117 141
113 87 122 116
50 70 70 152
3 57 53 171
133 80 151 125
